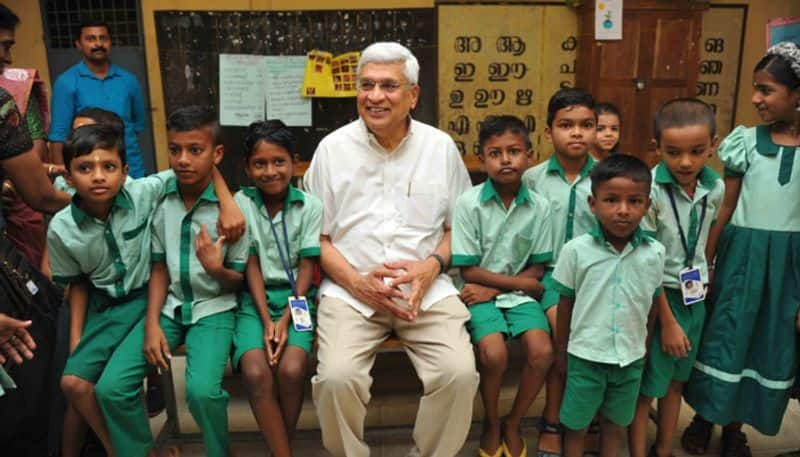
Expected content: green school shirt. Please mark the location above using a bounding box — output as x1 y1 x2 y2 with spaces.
451 179 553 308
234 185 322 287
642 162 723 288
522 155 595 267
151 178 250 325
47 170 173 296
721 125 800 231
549 224 665 366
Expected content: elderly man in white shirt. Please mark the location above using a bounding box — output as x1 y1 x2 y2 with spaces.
304 42 479 457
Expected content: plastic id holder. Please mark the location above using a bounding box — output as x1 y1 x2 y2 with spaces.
679 267 705 306
289 296 313 332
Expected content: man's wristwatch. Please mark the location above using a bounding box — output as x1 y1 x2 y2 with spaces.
428 253 447 275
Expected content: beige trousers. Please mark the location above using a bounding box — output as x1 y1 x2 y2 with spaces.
312 295 479 457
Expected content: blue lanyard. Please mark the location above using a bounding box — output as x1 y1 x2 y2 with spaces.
269 209 297 297
666 187 707 268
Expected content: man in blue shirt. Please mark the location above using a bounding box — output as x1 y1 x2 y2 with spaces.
49 21 147 177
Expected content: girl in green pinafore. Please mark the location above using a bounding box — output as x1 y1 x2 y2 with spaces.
682 42 800 457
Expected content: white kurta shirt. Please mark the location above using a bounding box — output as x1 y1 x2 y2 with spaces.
304 118 472 317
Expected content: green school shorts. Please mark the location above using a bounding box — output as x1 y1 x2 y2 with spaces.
232 286 318 368
540 269 560 311
466 299 550 345
560 354 645 430
62 289 147 383
640 287 706 398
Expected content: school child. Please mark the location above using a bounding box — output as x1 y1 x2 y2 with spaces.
548 154 665 457
49 119 242 457
48 109 125 276
231 120 322 456
521 87 597 457
627 98 723 457
681 41 800 456
52 108 127 195
65 108 168 418
452 115 553 457
94 106 250 457
593 102 621 160
48 124 143 457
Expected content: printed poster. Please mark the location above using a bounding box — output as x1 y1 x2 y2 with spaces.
595 0 623 40
301 50 360 98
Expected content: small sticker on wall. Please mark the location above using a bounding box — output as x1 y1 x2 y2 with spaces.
596 0 623 40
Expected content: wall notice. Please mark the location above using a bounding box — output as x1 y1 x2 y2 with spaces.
265 56 311 127
219 54 265 127
438 4 577 162
697 6 745 140
220 54 311 127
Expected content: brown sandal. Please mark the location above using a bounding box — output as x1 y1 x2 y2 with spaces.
536 420 563 457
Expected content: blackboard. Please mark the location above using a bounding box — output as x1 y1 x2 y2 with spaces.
154 9 437 188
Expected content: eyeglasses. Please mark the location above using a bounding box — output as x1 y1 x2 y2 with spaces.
356 79 412 94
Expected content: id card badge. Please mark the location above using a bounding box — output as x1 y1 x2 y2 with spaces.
679 267 705 306
289 296 313 332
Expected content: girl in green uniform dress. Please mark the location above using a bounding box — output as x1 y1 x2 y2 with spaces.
682 42 800 456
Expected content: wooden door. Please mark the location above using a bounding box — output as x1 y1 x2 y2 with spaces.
576 0 704 165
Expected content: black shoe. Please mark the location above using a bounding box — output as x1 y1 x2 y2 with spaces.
681 414 713 455
720 430 752 457
146 376 166 417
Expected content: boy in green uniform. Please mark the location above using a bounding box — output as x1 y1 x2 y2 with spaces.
548 154 666 457
95 106 250 457
231 120 322 456
521 88 598 455
50 121 243 457
628 99 723 457
49 121 242 457
452 116 553 457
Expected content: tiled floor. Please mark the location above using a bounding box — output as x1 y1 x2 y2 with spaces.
151 358 800 456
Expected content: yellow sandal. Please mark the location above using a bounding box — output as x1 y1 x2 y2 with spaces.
502 438 528 457
479 446 504 457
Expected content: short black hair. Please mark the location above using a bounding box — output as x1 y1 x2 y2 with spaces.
595 102 621 119
166 105 221 145
74 107 124 133
652 98 716 144
0 4 19 32
547 88 595 127
477 115 532 152
64 124 126 170
754 53 800 90
243 119 296 161
590 154 651 195
75 20 110 41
